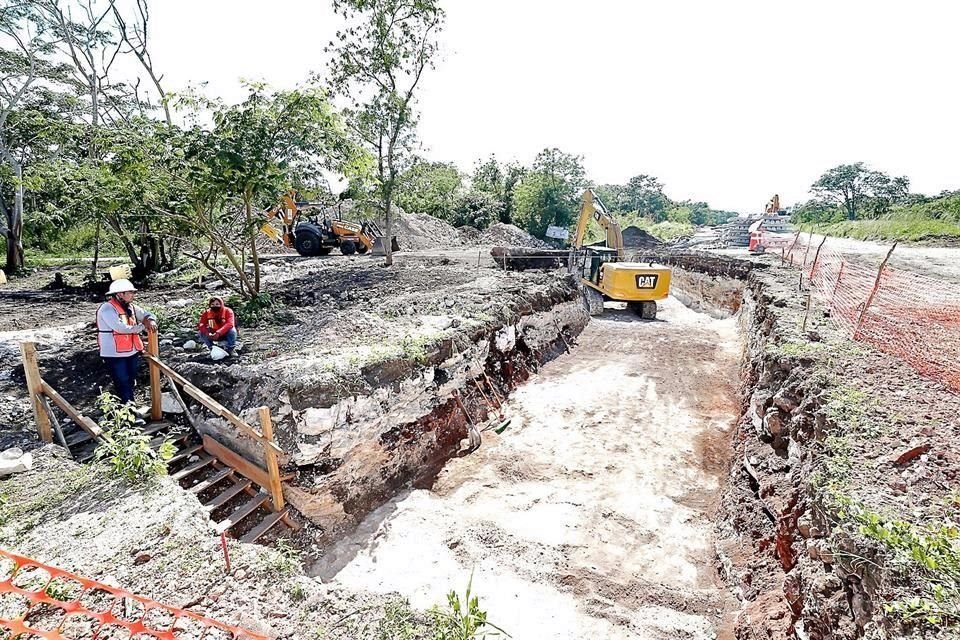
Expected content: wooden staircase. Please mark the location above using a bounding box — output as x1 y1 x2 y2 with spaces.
20 341 300 546
60 420 297 544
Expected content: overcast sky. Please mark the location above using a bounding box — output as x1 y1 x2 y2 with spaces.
149 0 959 212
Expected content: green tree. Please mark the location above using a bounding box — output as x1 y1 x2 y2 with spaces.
450 190 502 229
513 148 587 237
326 0 445 267
471 155 524 223
620 174 670 221
396 158 462 221
811 162 909 221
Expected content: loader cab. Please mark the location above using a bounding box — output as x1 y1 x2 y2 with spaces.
579 246 619 286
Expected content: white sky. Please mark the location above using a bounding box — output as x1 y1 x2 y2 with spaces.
149 0 960 212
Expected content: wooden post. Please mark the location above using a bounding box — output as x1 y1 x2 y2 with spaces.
808 236 828 279
801 231 814 270
830 260 846 314
785 231 802 265
20 342 52 443
854 243 897 339
258 406 285 511
147 330 162 421
801 292 813 333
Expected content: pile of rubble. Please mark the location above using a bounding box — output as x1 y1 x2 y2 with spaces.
479 223 548 248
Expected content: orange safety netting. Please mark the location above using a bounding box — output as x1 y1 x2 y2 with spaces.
783 238 960 392
0 549 265 640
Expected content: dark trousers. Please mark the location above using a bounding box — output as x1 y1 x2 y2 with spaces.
102 353 141 403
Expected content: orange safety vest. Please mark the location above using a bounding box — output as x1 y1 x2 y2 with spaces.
97 298 144 354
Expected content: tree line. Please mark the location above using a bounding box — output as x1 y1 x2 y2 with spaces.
794 162 960 224
0 0 443 289
395 151 736 238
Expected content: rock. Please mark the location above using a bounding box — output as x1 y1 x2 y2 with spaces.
183 340 197 350
772 391 799 413
168 298 193 309
797 516 813 538
233 569 246 580
188 455 200 463
160 339 174 346
0 448 33 476
162 332 175 339
893 443 930 466
763 407 785 437
133 553 152 565
161 392 184 414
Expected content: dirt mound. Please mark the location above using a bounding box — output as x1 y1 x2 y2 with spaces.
479 223 548 248
457 225 481 243
394 211 463 251
622 226 663 248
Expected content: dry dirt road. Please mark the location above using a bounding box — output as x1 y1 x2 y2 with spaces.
312 297 742 639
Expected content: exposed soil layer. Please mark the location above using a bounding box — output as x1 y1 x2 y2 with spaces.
314 298 743 640
670 250 960 640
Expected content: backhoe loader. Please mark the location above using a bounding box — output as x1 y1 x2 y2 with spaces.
261 194 399 257
570 190 671 319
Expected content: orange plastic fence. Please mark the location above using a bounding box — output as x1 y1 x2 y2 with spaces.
0 549 266 640
784 238 960 392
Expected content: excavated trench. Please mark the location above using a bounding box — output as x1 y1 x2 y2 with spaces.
301 265 755 639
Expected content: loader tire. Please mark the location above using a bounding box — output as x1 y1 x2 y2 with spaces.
640 301 657 320
340 240 357 256
294 230 323 257
356 243 369 254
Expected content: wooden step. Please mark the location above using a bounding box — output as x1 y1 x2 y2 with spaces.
170 455 213 481
142 421 175 436
150 432 189 449
217 493 268 533
204 480 252 511
188 467 234 494
66 430 93 447
240 510 287 544
166 443 203 466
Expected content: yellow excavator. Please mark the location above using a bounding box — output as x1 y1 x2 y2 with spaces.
571 190 672 319
262 193 399 256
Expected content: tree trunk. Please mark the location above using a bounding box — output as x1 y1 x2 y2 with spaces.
90 215 102 279
5 164 25 273
383 187 394 267
245 194 261 294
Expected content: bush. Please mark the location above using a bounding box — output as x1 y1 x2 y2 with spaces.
94 392 175 483
226 293 275 327
430 574 506 640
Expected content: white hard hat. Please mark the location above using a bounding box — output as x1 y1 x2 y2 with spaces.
107 279 137 295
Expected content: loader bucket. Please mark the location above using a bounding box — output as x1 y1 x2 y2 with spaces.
371 236 401 256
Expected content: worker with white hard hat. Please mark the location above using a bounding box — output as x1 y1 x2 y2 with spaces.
96 278 157 404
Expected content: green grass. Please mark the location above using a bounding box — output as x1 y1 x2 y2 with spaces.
803 217 960 243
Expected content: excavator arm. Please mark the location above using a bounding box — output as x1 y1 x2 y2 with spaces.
572 189 625 259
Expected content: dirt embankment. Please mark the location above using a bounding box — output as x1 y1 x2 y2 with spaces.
673 250 960 640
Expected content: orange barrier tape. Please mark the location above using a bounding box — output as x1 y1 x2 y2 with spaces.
0 548 267 639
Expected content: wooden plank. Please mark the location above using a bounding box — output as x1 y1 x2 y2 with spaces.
143 355 282 456
216 493 268 533
204 480 252 510
20 343 52 443
170 455 213 481
202 435 273 490
39 380 102 440
258 407 285 511
166 443 203 466
189 467 234 494
147 330 162 421
239 510 286 544
66 429 93 447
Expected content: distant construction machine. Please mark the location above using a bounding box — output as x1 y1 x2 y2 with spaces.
261 194 399 257
570 190 672 319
